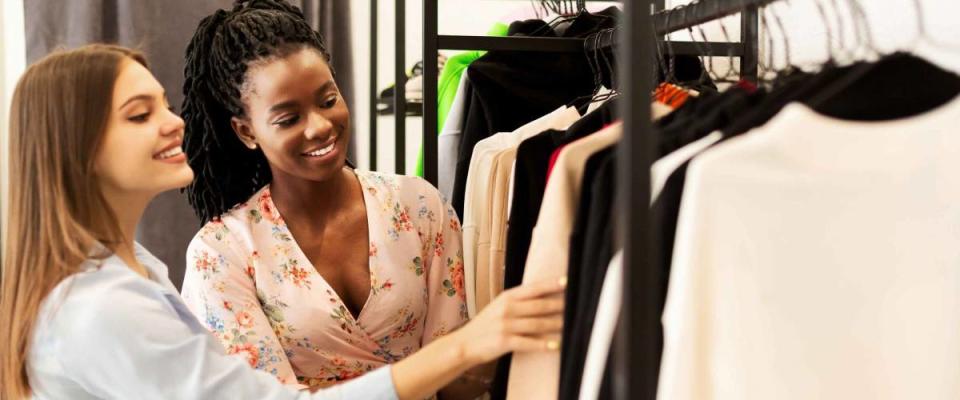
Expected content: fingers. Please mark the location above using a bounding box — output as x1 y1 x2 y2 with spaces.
506 276 567 301
506 295 565 318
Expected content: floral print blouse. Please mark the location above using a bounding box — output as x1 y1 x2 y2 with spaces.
180 170 467 389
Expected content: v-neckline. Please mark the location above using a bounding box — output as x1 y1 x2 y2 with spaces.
267 169 376 324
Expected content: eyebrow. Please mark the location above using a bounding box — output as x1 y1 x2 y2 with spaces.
120 93 163 110
267 81 337 114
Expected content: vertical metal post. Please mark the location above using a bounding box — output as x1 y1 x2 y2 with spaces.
395 0 407 174
423 0 439 185
614 0 657 399
369 0 378 171
740 5 760 82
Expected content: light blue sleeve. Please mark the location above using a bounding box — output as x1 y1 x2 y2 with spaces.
48 271 399 400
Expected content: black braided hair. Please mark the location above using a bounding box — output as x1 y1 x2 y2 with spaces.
181 0 339 224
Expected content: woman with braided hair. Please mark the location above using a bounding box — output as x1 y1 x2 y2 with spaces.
2 41 562 400
176 1 556 398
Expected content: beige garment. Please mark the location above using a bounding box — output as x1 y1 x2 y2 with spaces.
505 122 623 400
462 107 581 316
485 149 517 302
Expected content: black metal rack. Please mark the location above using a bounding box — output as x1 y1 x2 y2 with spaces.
616 1 774 399
367 0 416 173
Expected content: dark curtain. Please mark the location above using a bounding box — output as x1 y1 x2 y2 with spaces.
25 0 354 289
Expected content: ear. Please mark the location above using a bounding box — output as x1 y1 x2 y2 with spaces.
230 116 258 150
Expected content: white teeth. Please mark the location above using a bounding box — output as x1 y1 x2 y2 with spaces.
304 143 335 157
157 147 183 160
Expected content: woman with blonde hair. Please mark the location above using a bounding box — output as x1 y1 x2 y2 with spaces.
0 44 564 400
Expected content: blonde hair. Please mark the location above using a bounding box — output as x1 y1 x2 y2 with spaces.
0 44 147 399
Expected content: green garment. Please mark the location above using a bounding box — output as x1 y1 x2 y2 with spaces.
415 22 509 177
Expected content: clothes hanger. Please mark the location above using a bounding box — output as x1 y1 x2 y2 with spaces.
704 0 740 84
567 28 619 108
565 30 601 109
906 0 960 53
528 0 608 38
593 28 621 102
761 0 807 87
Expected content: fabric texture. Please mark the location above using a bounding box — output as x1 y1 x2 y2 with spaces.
181 170 466 390
575 132 722 400
27 243 397 400
506 123 623 400
490 100 617 400
577 252 622 400
23 0 355 290
558 146 616 400
462 106 581 316
660 99 960 400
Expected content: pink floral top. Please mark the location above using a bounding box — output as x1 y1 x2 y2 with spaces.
180 170 467 389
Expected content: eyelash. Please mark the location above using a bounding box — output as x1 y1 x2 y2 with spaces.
129 112 150 123
273 96 338 127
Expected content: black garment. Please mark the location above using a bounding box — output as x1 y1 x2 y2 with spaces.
559 147 617 400
616 54 960 400
503 99 618 295
810 53 960 120
450 8 622 217
659 84 767 157
587 85 769 399
490 99 617 400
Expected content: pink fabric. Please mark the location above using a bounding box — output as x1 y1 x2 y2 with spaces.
181 170 466 389
547 144 567 183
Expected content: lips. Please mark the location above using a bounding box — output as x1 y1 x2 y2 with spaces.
153 140 183 160
301 138 338 158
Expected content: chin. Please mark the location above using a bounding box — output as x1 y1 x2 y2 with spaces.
157 167 196 192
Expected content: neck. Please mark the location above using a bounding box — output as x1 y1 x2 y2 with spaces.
100 186 151 276
269 166 355 223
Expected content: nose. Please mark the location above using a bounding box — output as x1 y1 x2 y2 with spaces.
303 109 334 141
160 109 186 138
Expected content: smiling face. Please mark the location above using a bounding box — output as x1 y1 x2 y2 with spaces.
230 46 351 184
94 59 194 197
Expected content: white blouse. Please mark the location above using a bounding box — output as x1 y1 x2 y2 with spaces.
26 243 398 400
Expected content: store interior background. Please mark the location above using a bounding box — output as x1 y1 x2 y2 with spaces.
2 0 959 285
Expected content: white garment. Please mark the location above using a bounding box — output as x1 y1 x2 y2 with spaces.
650 131 723 200
578 132 722 400
438 74 471 201
578 252 622 400
660 99 960 400
462 106 580 316
27 243 397 400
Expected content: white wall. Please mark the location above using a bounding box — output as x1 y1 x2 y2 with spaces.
667 0 960 76
1 0 26 247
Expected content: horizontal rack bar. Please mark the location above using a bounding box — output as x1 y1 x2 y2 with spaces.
439 35 743 56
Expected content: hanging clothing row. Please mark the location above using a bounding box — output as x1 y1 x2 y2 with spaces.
432 5 728 400
582 5 960 400
436 1 960 400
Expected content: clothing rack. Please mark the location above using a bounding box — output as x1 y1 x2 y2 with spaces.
616 1 775 399
418 0 760 185
372 1 765 398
